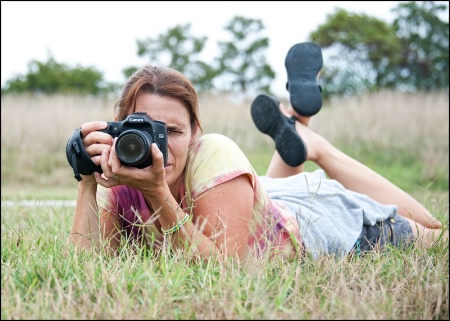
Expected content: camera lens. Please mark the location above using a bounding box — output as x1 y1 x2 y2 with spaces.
115 130 153 168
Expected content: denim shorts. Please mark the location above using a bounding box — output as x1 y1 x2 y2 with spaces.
352 214 414 255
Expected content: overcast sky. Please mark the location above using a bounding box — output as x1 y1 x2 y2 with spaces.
2 1 448 96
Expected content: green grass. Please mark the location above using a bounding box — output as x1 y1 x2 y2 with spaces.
1 203 448 319
337 142 449 192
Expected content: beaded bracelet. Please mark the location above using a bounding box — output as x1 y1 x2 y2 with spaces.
161 213 191 236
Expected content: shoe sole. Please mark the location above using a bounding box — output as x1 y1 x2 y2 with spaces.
251 94 307 167
285 42 323 117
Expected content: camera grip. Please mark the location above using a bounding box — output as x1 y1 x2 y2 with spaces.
66 128 102 181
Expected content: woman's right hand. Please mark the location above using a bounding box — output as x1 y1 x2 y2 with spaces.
79 121 114 168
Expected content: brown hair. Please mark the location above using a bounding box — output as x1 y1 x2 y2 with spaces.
114 65 202 133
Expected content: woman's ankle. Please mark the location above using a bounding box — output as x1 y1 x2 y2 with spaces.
286 105 311 126
293 121 327 165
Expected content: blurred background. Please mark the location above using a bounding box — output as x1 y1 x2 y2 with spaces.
2 1 449 99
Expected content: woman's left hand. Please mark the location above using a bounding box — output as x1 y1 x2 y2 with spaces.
95 139 166 194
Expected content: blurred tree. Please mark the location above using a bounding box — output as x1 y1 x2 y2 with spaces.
309 1 449 96
216 16 275 96
390 1 449 91
131 23 220 93
310 8 401 97
1 56 115 95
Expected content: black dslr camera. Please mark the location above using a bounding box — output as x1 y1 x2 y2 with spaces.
66 112 168 181
98 112 168 167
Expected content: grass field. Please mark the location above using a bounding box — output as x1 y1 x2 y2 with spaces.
1 91 449 319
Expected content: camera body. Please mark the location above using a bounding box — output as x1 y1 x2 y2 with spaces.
66 112 168 181
99 112 168 168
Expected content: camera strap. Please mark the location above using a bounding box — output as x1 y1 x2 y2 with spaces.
66 128 101 181
70 152 83 182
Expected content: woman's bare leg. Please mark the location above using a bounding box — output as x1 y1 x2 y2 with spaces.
293 118 443 229
263 99 442 229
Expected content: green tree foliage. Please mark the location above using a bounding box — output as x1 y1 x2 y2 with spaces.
310 1 449 96
1 56 111 95
132 23 220 92
310 9 401 96
216 16 275 96
391 1 449 91
130 17 275 96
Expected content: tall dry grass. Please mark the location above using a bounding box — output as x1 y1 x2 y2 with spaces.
1 90 448 198
312 91 449 175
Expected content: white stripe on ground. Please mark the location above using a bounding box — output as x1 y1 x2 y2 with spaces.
1 200 77 207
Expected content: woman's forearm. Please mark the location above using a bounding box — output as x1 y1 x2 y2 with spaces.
70 179 100 250
144 189 245 262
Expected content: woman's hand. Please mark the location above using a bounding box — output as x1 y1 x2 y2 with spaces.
95 139 167 194
78 121 113 183
80 121 113 165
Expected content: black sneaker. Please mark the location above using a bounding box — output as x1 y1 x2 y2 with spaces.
251 94 307 167
285 42 323 117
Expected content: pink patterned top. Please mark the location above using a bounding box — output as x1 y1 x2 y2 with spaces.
97 133 302 258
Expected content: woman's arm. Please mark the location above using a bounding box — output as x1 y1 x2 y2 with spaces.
70 178 121 253
145 174 254 262
69 121 121 252
70 178 100 249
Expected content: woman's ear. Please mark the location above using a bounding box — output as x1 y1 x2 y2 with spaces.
192 123 199 138
190 124 199 146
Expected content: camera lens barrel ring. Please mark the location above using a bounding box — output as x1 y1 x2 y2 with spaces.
115 129 153 167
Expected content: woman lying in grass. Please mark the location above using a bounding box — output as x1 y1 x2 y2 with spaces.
67 43 447 262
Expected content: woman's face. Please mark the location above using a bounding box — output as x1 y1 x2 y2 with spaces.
134 93 194 190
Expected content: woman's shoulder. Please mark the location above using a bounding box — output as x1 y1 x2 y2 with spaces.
191 131 239 154
185 133 257 201
193 133 243 157
186 133 255 184
197 133 239 146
